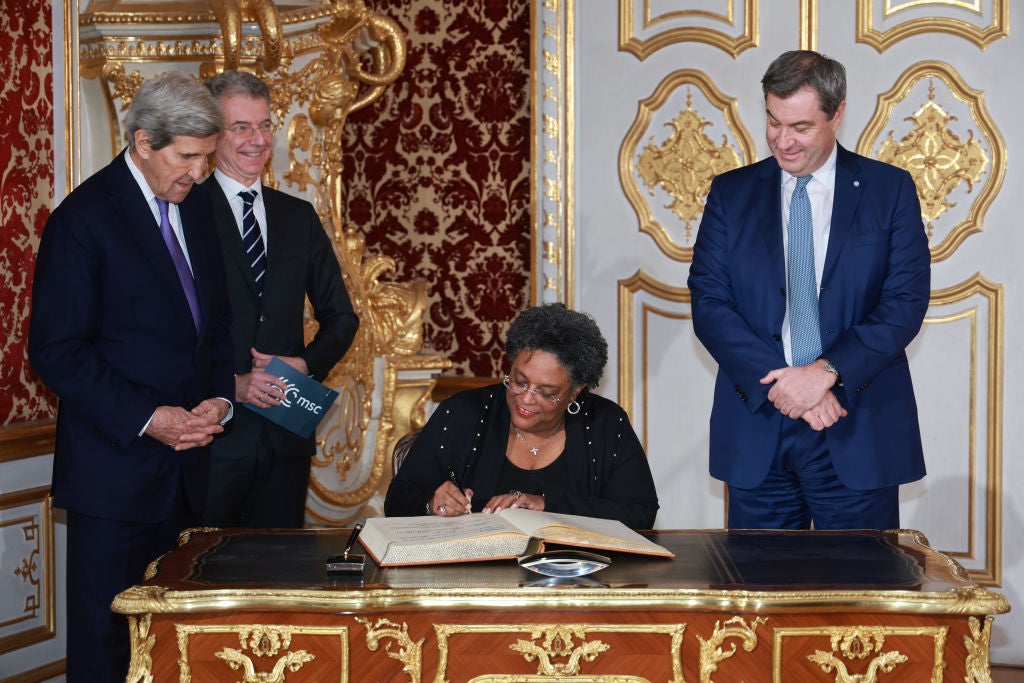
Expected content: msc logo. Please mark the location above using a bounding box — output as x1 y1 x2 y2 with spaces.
276 376 325 414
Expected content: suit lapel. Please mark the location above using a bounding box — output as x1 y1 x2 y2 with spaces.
756 159 786 290
205 177 260 299
108 152 198 335
823 144 863 286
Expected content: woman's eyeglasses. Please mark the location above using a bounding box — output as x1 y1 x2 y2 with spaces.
503 374 566 406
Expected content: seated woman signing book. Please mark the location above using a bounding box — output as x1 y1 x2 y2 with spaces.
384 304 660 530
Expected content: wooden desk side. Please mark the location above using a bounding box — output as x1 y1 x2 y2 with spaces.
112 528 1009 682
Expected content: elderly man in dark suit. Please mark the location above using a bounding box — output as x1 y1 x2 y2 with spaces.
202 70 359 529
688 51 931 530
29 71 234 680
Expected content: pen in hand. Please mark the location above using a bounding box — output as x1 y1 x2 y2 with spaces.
448 465 472 514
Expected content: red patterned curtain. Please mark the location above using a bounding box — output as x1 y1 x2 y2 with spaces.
343 0 531 378
0 0 55 425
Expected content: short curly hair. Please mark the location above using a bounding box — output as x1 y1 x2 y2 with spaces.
505 304 608 387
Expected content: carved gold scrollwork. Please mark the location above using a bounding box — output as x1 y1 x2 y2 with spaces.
510 626 609 676
619 0 758 60
806 628 908 683
355 616 424 683
620 70 754 263
214 627 316 683
857 61 1005 262
126 614 155 683
965 616 994 683
696 615 766 683
209 0 283 71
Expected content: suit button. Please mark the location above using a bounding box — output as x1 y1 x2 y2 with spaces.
259 314 267 322
772 333 781 341
780 288 786 296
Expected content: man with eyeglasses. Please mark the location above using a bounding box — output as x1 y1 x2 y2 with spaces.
201 70 359 528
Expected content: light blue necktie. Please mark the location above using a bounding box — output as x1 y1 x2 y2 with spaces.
787 175 822 366
239 190 267 297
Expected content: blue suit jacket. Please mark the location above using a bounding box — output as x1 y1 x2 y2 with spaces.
29 151 235 523
687 144 930 490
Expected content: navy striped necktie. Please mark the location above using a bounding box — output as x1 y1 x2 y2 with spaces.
239 190 266 296
787 175 822 366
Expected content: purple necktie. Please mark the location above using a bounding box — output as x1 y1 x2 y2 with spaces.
156 199 202 332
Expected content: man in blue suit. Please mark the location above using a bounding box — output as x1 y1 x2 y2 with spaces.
688 51 930 530
29 72 235 680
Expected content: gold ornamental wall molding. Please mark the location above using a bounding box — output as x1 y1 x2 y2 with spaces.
618 0 758 60
0 487 55 656
530 0 575 305
620 70 754 263
857 61 1005 263
856 0 1009 53
616 270 691 440
922 273 1004 586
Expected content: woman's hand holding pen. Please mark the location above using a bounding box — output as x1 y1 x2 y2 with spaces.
429 480 473 516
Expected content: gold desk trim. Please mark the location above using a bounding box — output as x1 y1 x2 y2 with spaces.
111 584 1009 617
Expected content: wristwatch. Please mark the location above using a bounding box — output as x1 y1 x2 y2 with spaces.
819 357 842 387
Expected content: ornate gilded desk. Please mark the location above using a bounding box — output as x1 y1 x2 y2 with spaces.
112 528 1008 682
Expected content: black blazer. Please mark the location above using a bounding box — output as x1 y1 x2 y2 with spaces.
29 151 235 523
204 176 359 459
385 385 660 529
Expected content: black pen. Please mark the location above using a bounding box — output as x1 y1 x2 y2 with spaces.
448 465 472 514
342 523 363 559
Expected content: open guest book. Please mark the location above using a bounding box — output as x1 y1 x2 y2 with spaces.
359 509 674 567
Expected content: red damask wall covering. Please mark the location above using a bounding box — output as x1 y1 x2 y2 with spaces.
0 0 54 425
344 0 531 378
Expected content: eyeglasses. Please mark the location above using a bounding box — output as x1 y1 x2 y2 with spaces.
227 122 273 137
503 374 567 406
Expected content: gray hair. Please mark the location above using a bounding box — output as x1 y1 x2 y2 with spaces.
505 304 608 388
124 71 223 151
761 50 846 120
205 69 272 105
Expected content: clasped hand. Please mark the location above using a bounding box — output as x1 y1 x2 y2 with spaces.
146 399 230 450
760 364 847 431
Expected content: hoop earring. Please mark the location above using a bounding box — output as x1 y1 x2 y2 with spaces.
567 400 581 415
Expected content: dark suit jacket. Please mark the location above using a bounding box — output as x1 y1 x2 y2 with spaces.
687 144 930 491
204 176 358 460
29 151 235 523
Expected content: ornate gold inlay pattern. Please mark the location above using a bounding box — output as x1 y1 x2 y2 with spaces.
773 625 948 683
175 623 349 683
696 616 766 683
857 61 1005 262
435 623 685 683
355 616 423 683
620 70 754 262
